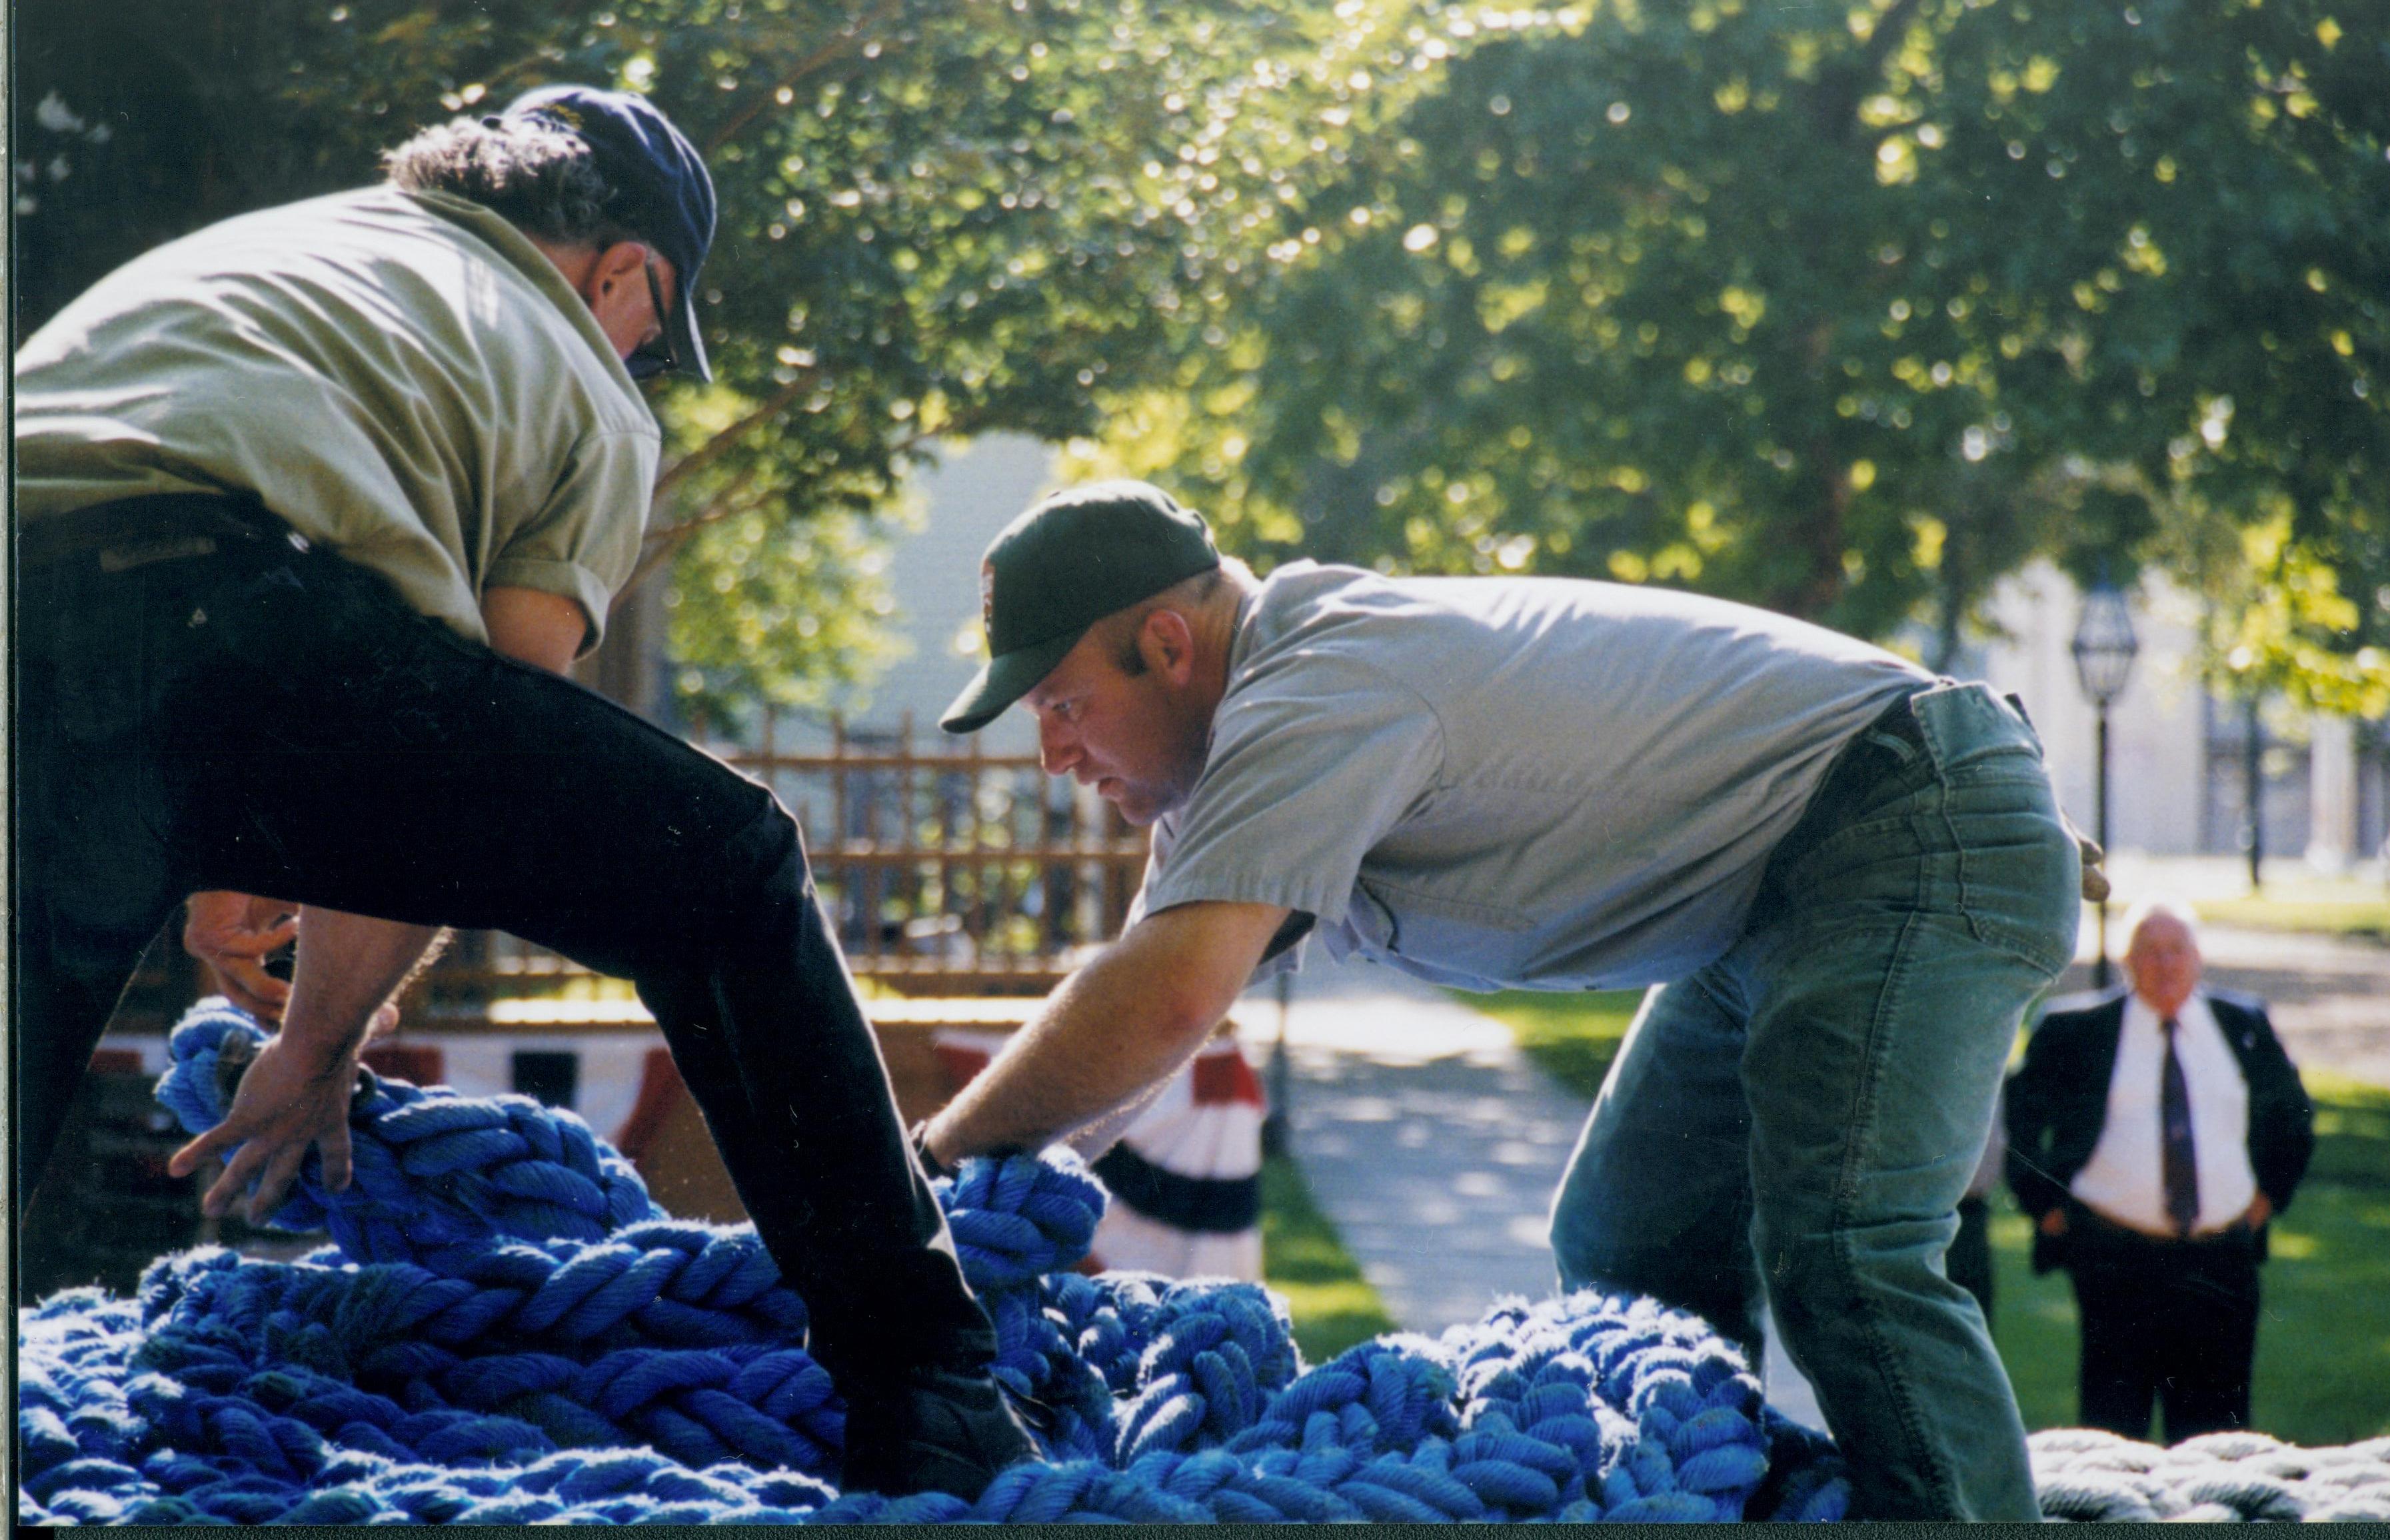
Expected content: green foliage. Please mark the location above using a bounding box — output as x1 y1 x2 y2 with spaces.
1094 0 2390 691
21 0 2386 704
2151 494 2390 720
664 476 913 728
13 0 1420 712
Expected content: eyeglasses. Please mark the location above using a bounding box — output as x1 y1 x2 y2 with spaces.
626 252 678 381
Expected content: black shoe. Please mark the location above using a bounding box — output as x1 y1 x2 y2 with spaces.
840 1363 1039 1500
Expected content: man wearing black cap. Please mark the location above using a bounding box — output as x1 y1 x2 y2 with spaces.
15 86 1033 1497
921 479 2091 1519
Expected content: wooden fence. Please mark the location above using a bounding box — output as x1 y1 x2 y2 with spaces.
417 715 1146 1009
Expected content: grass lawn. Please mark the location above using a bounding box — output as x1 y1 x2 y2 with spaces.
2191 894 2390 941
1259 1151 1399 1364
2095 856 2390 942
1464 989 2390 1445
1468 988 1647 1099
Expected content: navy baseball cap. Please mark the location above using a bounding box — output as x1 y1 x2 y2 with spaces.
497 85 716 382
940 481 1222 734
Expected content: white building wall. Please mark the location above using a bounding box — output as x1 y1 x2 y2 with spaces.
1969 562 2210 856
827 433 1058 755
2308 714 2359 870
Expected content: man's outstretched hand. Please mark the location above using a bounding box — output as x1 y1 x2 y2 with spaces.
184 891 299 1020
165 1002 399 1224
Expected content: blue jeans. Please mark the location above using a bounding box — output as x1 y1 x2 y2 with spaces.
1548 681 2079 1521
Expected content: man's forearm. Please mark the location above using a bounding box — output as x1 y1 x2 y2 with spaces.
926 901 1286 1163
930 937 1220 1159
279 906 440 1064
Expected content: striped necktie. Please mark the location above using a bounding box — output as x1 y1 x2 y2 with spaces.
2159 1016 2200 1236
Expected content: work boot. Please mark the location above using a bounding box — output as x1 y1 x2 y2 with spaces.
838 1361 1039 1499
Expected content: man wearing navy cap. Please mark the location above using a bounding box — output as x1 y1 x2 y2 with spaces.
15 87 1034 1497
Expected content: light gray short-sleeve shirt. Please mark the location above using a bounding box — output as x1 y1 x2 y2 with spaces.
1136 562 1932 990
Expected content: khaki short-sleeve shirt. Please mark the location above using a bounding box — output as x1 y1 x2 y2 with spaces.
13 187 658 653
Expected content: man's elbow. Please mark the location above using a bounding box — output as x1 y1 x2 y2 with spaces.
1082 900 1280 1064
1114 914 1267 1045
1144 971 1237 1048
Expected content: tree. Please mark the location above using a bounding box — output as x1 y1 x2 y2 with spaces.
13 0 1422 719
1088 0 2389 696
1928 0 2390 700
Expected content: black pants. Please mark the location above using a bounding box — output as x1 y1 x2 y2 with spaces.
14 495 995 1382
2065 1214 2261 1443
1948 1193 1995 1327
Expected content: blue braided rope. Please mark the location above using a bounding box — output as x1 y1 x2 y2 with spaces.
20 998 1863 1525
159 1000 662 1269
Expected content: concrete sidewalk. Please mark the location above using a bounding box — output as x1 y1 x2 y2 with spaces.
1238 956 1585 1335
1236 955 1829 1421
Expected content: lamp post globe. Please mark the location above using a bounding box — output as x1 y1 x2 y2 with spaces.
2070 582 2141 707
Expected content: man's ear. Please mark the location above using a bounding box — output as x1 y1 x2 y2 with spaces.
583 241 649 308
1142 608 1198 684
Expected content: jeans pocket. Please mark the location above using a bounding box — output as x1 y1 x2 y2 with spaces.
1942 774 2080 977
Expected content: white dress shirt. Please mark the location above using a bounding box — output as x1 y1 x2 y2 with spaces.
2070 991 2259 1235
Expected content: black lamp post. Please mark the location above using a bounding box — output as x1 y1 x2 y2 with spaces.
2071 580 2140 988
1261 970 1293 1157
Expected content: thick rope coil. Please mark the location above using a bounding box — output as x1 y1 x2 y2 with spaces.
980 1286 1116 1462
1750 1407 1854 1521
1436 1290 1778 1521
1113 1280 1302 1462
1045 1269 1171 1393
25 997 2386 1525
1224 1334 1462 1456
160 1000 661 1269
937 1151 1106 1288
136 1235 806 1361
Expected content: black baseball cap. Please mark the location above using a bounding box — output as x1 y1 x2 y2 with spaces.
497 85 716 383
940 480 1222 734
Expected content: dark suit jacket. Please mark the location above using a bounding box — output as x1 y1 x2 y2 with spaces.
2005 986 2314 1273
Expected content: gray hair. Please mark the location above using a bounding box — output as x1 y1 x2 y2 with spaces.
382 115 633 249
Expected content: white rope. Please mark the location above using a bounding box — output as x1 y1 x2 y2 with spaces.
2029 1427 2390 1522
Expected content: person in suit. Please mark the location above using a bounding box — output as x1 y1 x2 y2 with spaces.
1948 1100 2005 1326
2006 900 2315 1442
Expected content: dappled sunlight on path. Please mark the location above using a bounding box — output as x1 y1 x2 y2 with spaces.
1236 956 1827 1423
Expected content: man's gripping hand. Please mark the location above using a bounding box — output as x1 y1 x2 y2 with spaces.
164 1000 401 1223
184 891 299 1020
167 1029 361 1223
171 902 426 1222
